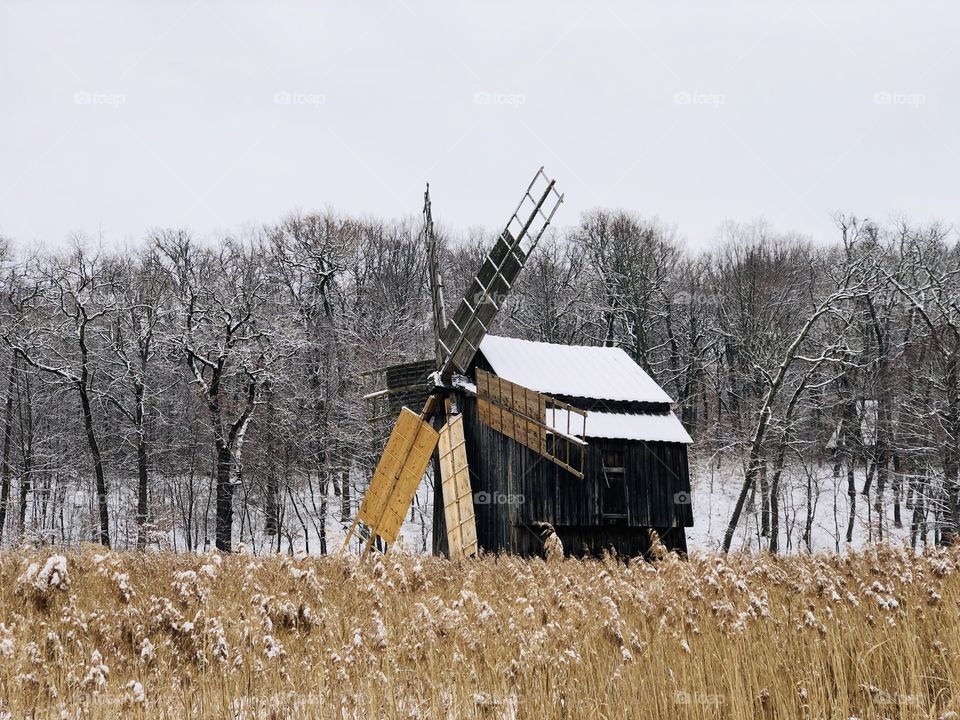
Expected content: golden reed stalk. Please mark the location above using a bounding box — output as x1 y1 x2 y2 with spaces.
1 543 957 719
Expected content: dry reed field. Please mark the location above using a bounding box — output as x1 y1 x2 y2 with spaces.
1 542 959 719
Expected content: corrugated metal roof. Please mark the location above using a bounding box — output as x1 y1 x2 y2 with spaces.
547 408 693 444
478 335 674 404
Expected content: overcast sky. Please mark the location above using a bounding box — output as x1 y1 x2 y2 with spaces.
1 1 957 249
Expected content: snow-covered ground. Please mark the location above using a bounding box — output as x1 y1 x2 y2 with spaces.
688 455 914 553
4 453 928 556
335 454 923 556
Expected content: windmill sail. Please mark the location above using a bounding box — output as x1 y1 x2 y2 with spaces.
475 369 587 478
438 415 478 557
342 407 439 553
438 168 563 378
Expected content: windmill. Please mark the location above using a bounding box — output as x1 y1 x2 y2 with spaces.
343 167 587 557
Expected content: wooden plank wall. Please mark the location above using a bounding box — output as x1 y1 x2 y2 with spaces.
444 394 692 557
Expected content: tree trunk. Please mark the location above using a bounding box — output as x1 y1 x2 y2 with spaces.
318 475 328 555
759 461 770 537
769 446 788 553
943 353 960 545
861 459 876 496
18 382 33 535
874 453 887 540
0 358 16 545
134 381 149 551
78 378 110 547
264 395 280 538
910 476 924 549
724 433 766 553
845 460 856 543
892 453 903 529
341 469 351 522
215 442 234 552
265 466 280 537
603 295 616 346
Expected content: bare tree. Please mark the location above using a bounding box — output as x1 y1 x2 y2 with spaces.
96 248 170 549
882 223 960 542
722 248 873 553
158 232 268 552
2 244 115 546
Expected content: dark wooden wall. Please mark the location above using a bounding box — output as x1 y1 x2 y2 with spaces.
432 392 693 558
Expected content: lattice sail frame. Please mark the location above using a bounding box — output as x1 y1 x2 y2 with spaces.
438 169 564 378
438 415 478 557
475 369 587 478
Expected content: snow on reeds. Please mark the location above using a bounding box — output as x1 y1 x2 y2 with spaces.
0 543 958 719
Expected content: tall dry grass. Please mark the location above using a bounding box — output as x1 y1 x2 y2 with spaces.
0 542 958 719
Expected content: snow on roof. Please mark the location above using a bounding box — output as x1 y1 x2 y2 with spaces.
478 335 674 404
547 408 693 444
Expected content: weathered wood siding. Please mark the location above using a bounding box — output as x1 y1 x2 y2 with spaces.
432 393 693 557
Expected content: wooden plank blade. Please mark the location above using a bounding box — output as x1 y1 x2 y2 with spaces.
475 369 587 479
438 415 478 558
352 407 439 551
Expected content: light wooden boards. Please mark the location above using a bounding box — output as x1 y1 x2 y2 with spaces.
476 369 586 479
351 407 439 552
476 369 547 453
438 415 478 558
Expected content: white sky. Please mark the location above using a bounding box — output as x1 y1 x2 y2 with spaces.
1 1 957 249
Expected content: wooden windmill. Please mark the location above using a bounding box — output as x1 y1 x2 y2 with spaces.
344 168 590 557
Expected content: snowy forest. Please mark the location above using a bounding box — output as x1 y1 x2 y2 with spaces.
0 210 957 556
